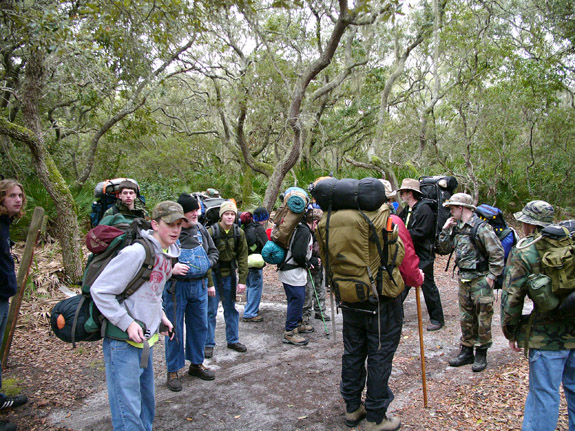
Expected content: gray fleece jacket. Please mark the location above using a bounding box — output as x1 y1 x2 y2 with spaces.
91 230 180 336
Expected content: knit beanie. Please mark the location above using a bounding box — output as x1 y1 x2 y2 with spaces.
219 201 238 218
253 207 270 222
177 193 200 213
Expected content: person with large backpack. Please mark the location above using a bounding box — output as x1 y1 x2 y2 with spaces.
397 178 445 331
241 207 269 323
90 201 185 431
163 194 219 392
101 180 149 222
438 193 504 373
0 180 29 431
205 201 249 359
501 200 575 431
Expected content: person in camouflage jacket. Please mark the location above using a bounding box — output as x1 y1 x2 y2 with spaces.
438 193 504 372
501 200 575 431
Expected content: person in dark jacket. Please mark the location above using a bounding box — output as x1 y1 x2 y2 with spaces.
0 179 29 431
397 178 445 331
164 193 219 392
241 207 269 322
102 180 149 221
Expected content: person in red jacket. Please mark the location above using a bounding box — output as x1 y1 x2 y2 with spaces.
390 214 424 288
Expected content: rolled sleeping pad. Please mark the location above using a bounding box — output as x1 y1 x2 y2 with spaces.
261 240 286 265
311 177 386 212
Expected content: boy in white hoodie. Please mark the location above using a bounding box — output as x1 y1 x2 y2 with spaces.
91 201 186 431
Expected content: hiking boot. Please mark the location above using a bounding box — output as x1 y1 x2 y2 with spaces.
282 329 309 346
0 394 27 410
472 348 488 372
364 416 401 431
188 363 215 381
204 346 214 359
242 315 264 322
448 345 475 367
426 322 443 331
227 342 247 353
345 404 366 427
0 420 16 431
298 321 315 334
315 313 331 321
166 372 182 392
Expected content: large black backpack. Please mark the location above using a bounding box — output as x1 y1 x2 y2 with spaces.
419 176 458 255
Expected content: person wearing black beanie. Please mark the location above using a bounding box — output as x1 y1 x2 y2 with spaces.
177 193 200 214
252 207 269 223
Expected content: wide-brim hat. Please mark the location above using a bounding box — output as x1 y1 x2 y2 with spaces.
514 200 554 227
443 193 476 210
397 178 421 196
379 179 397 198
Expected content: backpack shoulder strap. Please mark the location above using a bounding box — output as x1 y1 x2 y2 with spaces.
120 236 156 299
233 224 241 253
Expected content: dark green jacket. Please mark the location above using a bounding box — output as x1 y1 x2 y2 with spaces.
208 222 248 285
103 200 149 220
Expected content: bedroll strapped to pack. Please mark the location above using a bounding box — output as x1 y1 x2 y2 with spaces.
316 204 405 303
419 175 458 255
90 178 145 227
195 195 226 227
50 215 156 347
311 177 386 212
270 187 309 249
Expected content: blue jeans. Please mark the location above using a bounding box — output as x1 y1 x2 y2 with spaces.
163 278 208 371
0 300 9 388
523 348 575 431
103 338 155 431
206 274 239 347
244 268 263 318
283 283 305 331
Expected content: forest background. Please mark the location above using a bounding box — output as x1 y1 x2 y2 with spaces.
1 0 574 283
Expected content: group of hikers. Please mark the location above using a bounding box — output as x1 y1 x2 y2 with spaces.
0 176 573 431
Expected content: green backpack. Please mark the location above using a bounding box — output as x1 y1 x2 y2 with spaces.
316 204 405 303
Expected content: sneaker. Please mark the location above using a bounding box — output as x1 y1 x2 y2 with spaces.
0 394 27 410
242 315 264 322
0 420 16 431
345 404 366 427
283 329 309 346
364 416 401 431
166 372 182 392
298 322 315 334
188 364 215 381
227 342 247 353
204 346 214 359
314 313 331 321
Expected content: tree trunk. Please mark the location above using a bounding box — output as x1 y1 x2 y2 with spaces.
19 49 83 282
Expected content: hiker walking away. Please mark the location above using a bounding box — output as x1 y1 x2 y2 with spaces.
438 193 504 372
0 180 29 431
91 201 184 431
501 200 575 431
301 208 329 331
279 209 317 346
241 207 269 323
205 201 249 358
397 178 445 331
102 180 149 221
164 194 219 392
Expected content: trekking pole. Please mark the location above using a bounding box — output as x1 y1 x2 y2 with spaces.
415 285 428 408
308 269 329 337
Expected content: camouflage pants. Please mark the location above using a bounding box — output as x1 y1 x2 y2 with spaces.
458 276 494 349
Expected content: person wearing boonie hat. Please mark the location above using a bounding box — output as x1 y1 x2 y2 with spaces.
501 200 575 431
91 200 183 430
438 192 504 373
205 200 249 358
397 178 446 332
162 194 219 391
242 206 271 323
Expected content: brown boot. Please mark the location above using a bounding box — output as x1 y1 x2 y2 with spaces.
345 404 366 427
282 329 309 346
188 363 215 380
167 371 182 392
364 416 401 431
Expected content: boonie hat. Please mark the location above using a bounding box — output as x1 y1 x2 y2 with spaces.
514 200 554 227
443 193 476 210
152 201 187 223
219 201 238 218
379 179 397 198
397 178 421 196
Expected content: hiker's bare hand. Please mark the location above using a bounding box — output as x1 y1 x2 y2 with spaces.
486 277 494 288
172 263 189 276
509 340 521 352
207 286 216 297
443 217 457 230
237 283 246 294
127 322 144 343
160 316 174 340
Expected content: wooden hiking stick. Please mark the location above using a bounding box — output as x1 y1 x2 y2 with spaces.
415 285 428 407
1 207 45 368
